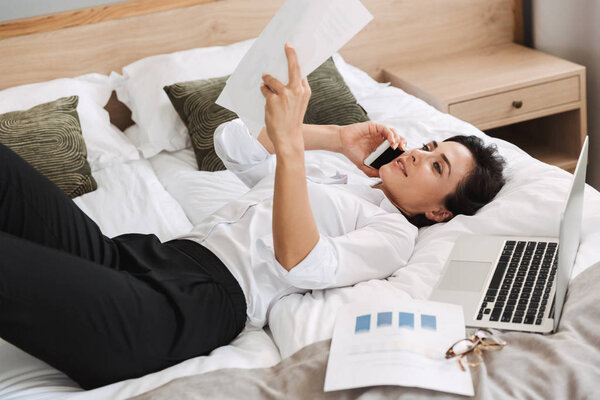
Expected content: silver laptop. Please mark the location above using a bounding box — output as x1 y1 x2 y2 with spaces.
430 136 588 334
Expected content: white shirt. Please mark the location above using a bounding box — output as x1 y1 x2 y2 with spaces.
177 119 417 327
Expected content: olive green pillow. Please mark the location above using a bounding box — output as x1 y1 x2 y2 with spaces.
164 58 369 171
0 96 97 198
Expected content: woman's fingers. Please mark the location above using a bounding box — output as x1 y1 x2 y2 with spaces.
285 42 301 87
400 138 408 151
262 74 285 94
394 130 408 150
377 125 398 149
301 78 311 101
381 126 407 150
260 83 274 99
262 43 304 95
301 77 311 91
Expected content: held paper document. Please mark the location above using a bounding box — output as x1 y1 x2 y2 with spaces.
216 0 373 137
324 300 475 396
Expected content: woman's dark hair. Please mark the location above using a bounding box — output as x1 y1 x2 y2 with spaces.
408 135 506 228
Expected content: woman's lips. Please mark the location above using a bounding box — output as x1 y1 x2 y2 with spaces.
394 158 407 177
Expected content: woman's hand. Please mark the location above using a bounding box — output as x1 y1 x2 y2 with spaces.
339 121 407 177
260 43 311 153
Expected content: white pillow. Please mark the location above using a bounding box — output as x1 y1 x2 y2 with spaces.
112 39 256 158
0 73 139 171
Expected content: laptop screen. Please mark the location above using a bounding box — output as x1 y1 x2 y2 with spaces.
553 136 588 332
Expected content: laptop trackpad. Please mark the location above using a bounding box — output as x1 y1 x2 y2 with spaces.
438 261 492 292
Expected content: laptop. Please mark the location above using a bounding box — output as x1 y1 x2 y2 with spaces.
430 136 588 334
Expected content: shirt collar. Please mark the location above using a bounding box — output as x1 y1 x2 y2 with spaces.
346 175 402 214
307 166 403 214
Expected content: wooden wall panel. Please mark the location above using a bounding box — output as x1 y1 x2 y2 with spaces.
0 0 516 91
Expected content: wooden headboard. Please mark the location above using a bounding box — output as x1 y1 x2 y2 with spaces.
0 0 521 128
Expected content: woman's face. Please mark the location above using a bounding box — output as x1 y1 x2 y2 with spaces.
378 140 475 223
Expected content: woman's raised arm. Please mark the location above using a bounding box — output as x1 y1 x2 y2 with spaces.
260 43 317 271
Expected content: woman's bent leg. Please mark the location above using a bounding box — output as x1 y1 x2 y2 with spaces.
0 231 178 389
0 142 116 266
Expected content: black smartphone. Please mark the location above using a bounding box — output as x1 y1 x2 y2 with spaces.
363 141 405 169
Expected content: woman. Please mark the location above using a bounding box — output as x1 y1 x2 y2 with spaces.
0 44 505 389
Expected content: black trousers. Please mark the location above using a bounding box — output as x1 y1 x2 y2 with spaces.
0 142 247 389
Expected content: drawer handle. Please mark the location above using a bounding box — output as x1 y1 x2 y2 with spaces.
512 100 523 109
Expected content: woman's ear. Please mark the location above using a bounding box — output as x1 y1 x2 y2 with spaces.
424 208 453 223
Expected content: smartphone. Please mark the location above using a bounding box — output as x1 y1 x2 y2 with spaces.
363 141 405 169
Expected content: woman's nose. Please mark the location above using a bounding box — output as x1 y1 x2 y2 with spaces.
409 150 420 165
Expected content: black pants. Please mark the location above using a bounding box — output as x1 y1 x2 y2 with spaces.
0 142 247 389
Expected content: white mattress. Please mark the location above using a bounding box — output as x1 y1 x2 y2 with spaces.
3 54 600 399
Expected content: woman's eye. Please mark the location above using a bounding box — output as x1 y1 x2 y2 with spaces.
422 143 429 151
434 161 442 174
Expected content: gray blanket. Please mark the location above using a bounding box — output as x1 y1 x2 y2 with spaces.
133 263 600 400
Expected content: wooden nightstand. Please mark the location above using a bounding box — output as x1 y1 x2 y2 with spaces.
382 43 587 172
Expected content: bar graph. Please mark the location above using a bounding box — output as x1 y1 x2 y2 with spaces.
353 311 437 333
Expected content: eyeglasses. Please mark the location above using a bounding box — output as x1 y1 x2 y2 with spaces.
445 328 506 371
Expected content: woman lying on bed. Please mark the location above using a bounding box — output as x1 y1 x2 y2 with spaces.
0 43 505 389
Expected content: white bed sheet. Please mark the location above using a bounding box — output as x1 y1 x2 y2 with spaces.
0 328 280 400
73 159 193 242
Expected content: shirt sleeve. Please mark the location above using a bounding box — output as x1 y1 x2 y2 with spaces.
213 119 275 188
261 212 418 290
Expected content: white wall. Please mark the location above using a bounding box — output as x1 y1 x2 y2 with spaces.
0 0 126 22
532 0 600 189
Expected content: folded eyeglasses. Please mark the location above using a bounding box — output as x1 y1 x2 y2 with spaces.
445 328 507 371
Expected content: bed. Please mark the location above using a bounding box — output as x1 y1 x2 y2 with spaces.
1 1 599 399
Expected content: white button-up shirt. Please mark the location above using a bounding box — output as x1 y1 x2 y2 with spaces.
177 119 417 327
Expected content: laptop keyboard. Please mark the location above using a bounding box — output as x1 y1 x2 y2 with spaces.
476 240 558 326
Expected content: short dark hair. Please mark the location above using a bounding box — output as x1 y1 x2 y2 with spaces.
408 135 506 228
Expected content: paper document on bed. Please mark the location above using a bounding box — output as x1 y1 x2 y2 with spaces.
324 300 474 396
215 0 373 137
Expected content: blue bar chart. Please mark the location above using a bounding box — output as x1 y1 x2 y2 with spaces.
354 311 437 334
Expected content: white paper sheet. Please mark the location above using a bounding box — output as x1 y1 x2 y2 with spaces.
216 0 373 137
324 300 474 396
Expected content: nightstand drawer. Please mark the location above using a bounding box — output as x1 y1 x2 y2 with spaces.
448 76 580 128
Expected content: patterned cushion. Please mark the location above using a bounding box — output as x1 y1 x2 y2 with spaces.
164 58 369 171
0 96 97 198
